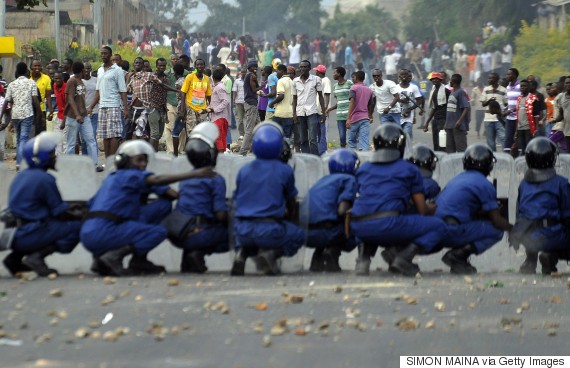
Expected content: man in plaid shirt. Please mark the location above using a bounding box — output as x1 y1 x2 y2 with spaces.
128 57 177 150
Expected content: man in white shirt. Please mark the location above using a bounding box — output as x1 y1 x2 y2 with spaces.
288 39 301 68
369 69 401 124
292 60 326 155
314 64 331 155
191 38 202 64
162 32 171 47
382 50 400 82
395 69 423 140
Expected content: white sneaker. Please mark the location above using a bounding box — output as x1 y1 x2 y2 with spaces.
239 136 244 141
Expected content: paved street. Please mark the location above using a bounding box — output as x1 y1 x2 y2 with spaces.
1 271 569 368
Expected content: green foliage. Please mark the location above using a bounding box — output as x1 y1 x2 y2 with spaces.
513 21 570 84
321 4 399 40
30 39 56 66
200 0 324 39
404 0 536 46
88 46 173 70
138 0 198 28
484 33 509 52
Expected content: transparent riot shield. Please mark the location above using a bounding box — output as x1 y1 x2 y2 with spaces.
490 152 513 221
0 163 16 275
0 162 14 209
53 155 101 202
435 152 464 188
431 151 447 184
556 153 570 179
147 152 174 175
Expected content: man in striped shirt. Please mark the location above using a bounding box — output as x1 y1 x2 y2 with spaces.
504 67 521 153
325 67 353 148
480 72 507 151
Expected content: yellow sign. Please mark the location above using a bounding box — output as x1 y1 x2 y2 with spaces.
0 36 22 58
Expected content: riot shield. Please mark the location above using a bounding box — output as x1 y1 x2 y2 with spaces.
435 152 464 188
431 151 447 184
490 152 513 221
53 155 101 202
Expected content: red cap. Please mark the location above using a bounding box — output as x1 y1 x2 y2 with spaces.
314 64 327 74
430 72 444 80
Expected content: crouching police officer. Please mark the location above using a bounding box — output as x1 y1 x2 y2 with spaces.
163 123 229 273
350 124 447 276
81 140 214 276
2 133 83 276
436 144 512 274
231 122 305 276
510 137 570 274
304 149 359 272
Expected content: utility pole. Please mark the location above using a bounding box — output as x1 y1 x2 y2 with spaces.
0 0 5 37
55 0 61 59
93 0 101 48
242 16 245 35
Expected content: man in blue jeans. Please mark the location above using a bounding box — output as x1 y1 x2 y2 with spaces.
64 61 100 170
292 60 326 155
269 64 294 145
347 71 374 150
1 62 42 169
369 69 401 124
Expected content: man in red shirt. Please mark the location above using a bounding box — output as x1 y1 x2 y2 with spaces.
53 71 67 155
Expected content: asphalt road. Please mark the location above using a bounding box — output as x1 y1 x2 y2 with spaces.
1 271 569 368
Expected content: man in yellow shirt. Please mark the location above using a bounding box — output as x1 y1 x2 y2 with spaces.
31 60 53 133
179 58 212 136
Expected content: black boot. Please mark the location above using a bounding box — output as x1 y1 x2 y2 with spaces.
3 251 32 276
519 250 538 274
441 244 477 274
180 250 207 274
256 248 283 276
539 252 559 275
128 253 167 275
380 246 398 266
99 245 134 276
355 244 376 276
22 245 58 277
309 248 325 272
323 246 342 272
91 257 114 276
391 243 421 276
230 247 257 276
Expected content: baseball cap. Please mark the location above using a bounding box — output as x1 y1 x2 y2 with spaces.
430 72 444 80
314 65 326 74
49 59 59 64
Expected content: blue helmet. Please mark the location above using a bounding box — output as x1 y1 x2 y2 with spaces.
23 132 60 169
328 149 359 175
252 122 283 160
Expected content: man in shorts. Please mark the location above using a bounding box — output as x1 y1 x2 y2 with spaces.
87 46 128 158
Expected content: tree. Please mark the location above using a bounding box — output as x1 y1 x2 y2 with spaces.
138 0 199 27
404 0 536 45
200 0 324 39
321 4 399 40
513 21 570 83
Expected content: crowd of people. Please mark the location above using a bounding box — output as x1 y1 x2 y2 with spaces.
1 26 570 280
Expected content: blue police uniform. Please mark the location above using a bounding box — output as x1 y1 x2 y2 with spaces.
435 170 504 253
233 159 304 256
9 169 80 254
304 173 357 252
80 169 172 256
514 175 570 252
173 175 229 252
351 160 446 252
423 177 441 201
